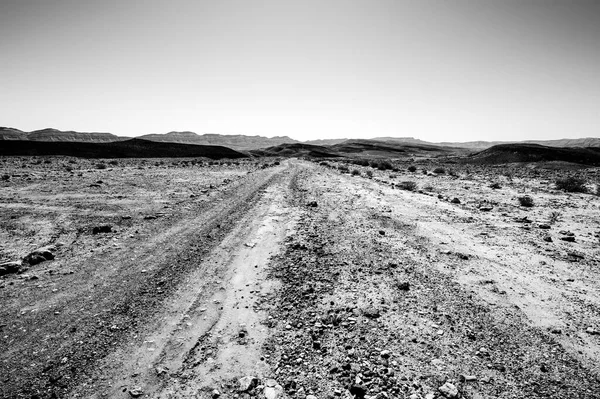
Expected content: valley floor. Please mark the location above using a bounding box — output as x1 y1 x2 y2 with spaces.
1 158 599 398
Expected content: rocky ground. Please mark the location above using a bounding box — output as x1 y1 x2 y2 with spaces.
1 157 600 398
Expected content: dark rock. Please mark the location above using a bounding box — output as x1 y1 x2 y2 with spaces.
539 224 551 229
450 198 461 204
378 230 385 236
307 201 318 208
363 307 381 319
543 236 553 242
560 236 576 242
92 225 112 234
350 385 367 399
0 261 22 275
397 281 410 291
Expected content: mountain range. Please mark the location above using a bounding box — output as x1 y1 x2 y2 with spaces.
1 127 598 150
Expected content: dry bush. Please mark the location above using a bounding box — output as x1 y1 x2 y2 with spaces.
365 170 373 178
433 167 446 174
490 182 502 189
407 165 417 172
555 177 588 193
351 169 361 176
549 211 561 224
338 164 349 173
398 181 418 191
518 195 534 207
96 163 107 170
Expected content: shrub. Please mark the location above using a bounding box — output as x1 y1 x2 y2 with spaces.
490 182 502 189
398 181 417 191
549 211 561 224
365 170 373 178
433 167 445 174
351 169 361 176
518 195 534 207
378 161 393 170
108 160 119 166
353 159 369 167
407 165 417 172
338 164 349 173
319 161 329 167
555 177 588 193
96 163 107 170
273 161 280 165
1 174 9 181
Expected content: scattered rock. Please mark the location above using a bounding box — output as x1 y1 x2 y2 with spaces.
238 376 259 392
129 387 144 397
0 261 23 275
263 381 284 399
586 327 599 335
459 374 477 382
92 225 112 234
350 384 367 399
438 382 458 398
23 247 55 265
362 307 381 319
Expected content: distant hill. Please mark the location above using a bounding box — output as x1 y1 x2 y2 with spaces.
250 143 340 158
0 127 127 143
0 138 247 159
374 136 600 149
138 131 298 150
465 143 600 166
331 139 467 158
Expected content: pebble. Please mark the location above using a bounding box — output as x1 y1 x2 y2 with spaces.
438 382 458 398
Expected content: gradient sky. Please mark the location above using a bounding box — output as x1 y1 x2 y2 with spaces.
1 0 598 141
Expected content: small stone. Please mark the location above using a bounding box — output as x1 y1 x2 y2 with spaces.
129 387 144 397
238 376 259 392
212 389 221 398
263 383 284 399
92 225 112 234
397 281 410 291
350 385 367 399
586 327 599 335
306 395 318 399
438 382 458 398
459 374 477 382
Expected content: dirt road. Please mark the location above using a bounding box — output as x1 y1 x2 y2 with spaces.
1 159 600 398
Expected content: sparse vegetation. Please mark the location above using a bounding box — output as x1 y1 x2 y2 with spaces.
365 170 373 178
96 163 107 170
549 211 561 224
555 177 588 193
398 181 417 191
351 169 361 176
338 164 349 173
518 195 535 207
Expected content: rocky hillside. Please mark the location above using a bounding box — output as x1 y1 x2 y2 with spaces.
0 127 126 142
138 132 298 150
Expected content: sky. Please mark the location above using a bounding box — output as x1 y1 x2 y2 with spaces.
0 0 598 142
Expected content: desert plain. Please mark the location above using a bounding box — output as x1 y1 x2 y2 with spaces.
1 156 600 399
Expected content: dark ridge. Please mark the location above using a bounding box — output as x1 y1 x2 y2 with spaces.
250 143 341 158
464 143 600 166
0 138 247 159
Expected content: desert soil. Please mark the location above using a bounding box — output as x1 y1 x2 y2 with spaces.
1 157 600 399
